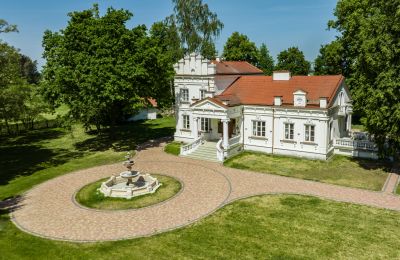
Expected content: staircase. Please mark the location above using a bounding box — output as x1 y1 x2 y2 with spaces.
181 141 219 162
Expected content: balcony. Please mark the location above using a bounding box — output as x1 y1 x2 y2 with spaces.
334 138 376 151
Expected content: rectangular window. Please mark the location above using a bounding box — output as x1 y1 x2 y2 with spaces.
252 121 266 137
200 118 211 132
305 125 315 142
182 115 190 129
284 123 294 140
200 89 206 99
180 88 189 102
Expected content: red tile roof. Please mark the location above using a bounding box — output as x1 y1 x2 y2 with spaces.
216 75 344 108
212 60 263 75
147 98 157 107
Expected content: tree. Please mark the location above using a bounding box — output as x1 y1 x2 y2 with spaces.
41 5 175 133
314 40 346 75
329 0 400 157
275 47 311 75
19 54 41 84
222 32 259 65
172 0 223 57
0 42 45 134
0 42 21 88
150 17 183 64
257 43 274 75
0 19 18 34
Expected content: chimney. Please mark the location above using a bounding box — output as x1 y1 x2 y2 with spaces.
273 71 291 81
274 96 282 106
319 97 328 108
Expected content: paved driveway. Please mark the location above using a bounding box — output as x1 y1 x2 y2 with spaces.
11 141 400 242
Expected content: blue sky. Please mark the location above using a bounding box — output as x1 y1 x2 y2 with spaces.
1 0 339 69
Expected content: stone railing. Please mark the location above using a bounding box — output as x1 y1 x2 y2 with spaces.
228 135 241 147
180 136 203 155
216 139 224 162
334 138 377 151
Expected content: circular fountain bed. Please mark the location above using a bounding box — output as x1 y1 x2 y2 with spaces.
75 174 182 210
75 153 181 210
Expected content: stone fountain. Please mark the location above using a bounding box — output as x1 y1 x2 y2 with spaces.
99 152 161 199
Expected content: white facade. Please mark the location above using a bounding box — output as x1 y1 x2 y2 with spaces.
173 54 374 161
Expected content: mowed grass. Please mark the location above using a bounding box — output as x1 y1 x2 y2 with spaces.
397 182 400 195
1 195 400 259
164 141 182 156
225 152 390 191
0 117 175 200
75 174 182 210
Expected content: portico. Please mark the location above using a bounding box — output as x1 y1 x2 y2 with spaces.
190 98 233 149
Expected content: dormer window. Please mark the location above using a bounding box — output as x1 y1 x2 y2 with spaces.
293 89 307 107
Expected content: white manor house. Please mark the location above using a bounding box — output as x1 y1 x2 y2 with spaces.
173 54 377 162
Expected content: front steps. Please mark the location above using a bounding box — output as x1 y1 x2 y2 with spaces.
181 141 219 162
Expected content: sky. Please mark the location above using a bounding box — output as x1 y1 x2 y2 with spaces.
1 0 339 69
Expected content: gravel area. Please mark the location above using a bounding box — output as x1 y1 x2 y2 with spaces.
11 141 400 242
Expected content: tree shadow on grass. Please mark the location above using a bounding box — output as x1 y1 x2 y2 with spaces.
74 120 175 152
0 129 85 186
350 157 393 173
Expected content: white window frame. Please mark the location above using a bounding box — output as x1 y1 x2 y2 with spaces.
182 115 190 130
304 124 315 142
252 121 266 137
200 89 206 100
180 88 189 102
200 118 211 132
284 123 294 140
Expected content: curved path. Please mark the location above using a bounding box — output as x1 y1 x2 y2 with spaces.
11 140 400 242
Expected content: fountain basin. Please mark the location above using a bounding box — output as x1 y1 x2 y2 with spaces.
100 174 161 199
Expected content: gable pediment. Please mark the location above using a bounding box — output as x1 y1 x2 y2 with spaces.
191 98 227 111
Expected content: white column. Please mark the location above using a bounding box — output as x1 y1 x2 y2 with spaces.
347 113 352 135
192 116 199 138
222 118 230 149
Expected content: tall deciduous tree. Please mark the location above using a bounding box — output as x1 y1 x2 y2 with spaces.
257 43 274 75
41 5 174 132
150 17 183 64
329 0 400 156
314 40 346 75
172 0 223 57
222 32 259 65
0 41 45 134
275 47 311 75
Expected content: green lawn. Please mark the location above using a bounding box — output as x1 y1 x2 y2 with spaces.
396 181 400 195
75 174 181 210
1 195 400 259
352 124 365 131
0 116 175 200
2 117 399 258
224 152 390 191
164 141 182 156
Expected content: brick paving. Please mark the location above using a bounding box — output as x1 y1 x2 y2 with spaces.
11 142 400 242
383 172 399 194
